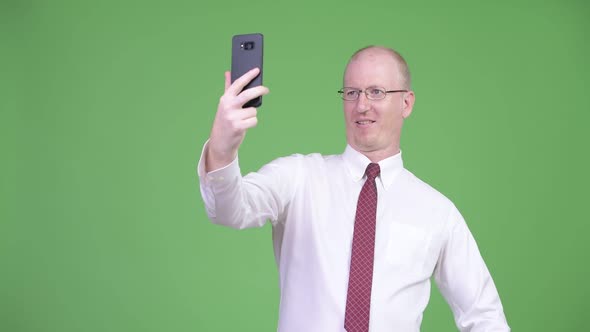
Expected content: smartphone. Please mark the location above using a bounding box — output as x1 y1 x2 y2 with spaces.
231 33 264 108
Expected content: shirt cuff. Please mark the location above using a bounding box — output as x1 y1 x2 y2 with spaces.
197 139 241 187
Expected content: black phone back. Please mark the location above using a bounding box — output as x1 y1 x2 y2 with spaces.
231 33 263 108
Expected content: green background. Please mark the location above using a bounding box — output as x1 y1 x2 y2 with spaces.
2 0 589 331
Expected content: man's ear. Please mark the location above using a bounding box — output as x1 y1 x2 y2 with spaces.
402 91 415 119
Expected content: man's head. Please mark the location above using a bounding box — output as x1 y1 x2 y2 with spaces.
342 46 415 162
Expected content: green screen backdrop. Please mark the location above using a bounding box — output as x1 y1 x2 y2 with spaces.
2 0 589 331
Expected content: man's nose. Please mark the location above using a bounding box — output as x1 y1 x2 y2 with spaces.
356 92 370 113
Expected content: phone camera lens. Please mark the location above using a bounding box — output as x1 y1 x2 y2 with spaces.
243 41 255 50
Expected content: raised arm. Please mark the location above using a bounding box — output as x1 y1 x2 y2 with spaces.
198 69 298 229
206 68 269 172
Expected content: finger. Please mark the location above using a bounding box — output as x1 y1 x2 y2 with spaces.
235 86 269 107
224 71 231 92
238 116 258 130
227 107 256 122
238 107 257 120
227 67 260 95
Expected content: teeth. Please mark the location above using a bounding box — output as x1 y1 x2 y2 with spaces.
357 120 373 124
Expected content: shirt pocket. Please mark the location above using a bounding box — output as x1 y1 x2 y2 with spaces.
385 222 430 267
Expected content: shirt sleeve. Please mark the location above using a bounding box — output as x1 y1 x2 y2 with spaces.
433 206 510 332
197 140 299 229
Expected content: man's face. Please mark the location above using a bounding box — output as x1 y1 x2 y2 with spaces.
343 50 414 160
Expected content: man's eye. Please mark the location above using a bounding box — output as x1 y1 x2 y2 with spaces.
369 88 383 96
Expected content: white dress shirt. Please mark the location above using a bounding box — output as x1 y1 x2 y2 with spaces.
198 142 509 332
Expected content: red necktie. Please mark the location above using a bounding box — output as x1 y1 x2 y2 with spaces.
344 163 380 332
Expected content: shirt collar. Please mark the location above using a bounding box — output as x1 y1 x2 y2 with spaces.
342 145 404 190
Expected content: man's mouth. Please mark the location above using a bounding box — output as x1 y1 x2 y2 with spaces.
356 120 376 125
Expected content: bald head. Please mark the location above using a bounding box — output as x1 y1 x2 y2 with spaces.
345 46 411 90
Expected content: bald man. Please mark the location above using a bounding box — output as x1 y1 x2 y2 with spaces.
198 46 510 332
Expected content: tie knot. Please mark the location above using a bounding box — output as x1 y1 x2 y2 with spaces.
365 163 380 180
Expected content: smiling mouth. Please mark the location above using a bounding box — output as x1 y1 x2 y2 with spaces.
356 120 375 125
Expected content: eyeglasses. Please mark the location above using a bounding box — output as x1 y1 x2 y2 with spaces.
337 87 408 101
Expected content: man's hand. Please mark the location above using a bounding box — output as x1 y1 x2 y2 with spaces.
206 68 269 172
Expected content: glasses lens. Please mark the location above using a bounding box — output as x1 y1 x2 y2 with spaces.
341 88 359 100
367 88 386 100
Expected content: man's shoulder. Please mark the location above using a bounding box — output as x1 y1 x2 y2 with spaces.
392 169 462 230
258 152 345 179
268 151 342 166
398 168 455 209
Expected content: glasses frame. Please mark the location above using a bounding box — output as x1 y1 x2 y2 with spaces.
337 87 408 101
